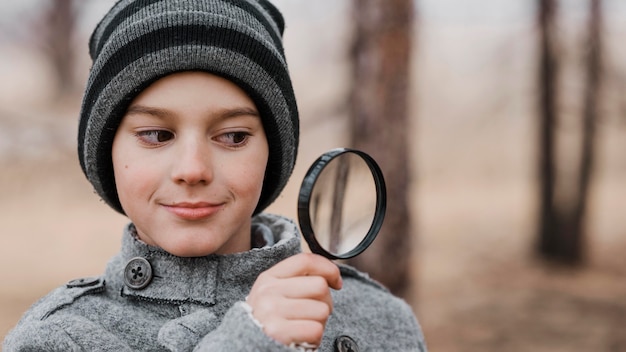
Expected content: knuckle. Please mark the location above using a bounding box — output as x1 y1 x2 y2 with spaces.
262 320 280 336
309 322 325 343
298 253 317 268
310 276 330 296
318 301 332 318
261 320 289 345
253 275 278 296
255 297 280 315
256 270 272 283
330 263 341 277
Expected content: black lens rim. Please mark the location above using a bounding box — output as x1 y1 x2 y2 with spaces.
297 148 387 260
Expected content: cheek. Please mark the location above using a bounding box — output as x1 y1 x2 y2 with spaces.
113 155 158 209
115 164 154 197
225 154 268 201
114 163 138 206
248 162 268 195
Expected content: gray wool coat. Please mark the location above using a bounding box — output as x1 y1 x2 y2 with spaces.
3 214 427 351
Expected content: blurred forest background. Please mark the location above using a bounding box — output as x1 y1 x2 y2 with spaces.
1 0 626 351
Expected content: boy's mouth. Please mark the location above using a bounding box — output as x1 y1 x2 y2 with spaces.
162 202 224 220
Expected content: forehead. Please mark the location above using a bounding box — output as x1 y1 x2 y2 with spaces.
135 71 255 105
125 71 259 119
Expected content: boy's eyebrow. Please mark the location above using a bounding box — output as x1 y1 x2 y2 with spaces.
125 105 260 120
218 107 260 119
125 105 170 118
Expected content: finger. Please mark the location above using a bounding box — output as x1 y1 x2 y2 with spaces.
262 318 325 347
252 271 332 295
249 278 334 323
280 298 332 322
253 297 332 323
264 253 343 290
266 275 334 302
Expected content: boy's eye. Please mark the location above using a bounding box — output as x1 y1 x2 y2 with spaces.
216 131 250 147
136 130 174 145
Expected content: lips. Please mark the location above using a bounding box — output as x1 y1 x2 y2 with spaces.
163 202 223 220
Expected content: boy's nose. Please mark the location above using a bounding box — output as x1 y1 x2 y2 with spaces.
170 139 214 185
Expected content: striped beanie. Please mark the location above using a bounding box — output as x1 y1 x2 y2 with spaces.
78 0 299 215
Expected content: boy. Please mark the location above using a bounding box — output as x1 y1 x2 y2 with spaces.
4 0 427 351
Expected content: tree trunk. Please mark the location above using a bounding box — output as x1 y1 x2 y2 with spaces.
41 0 76 97
537 0 560 260
537 0 602 265
566 0 602 262
346 0 415 299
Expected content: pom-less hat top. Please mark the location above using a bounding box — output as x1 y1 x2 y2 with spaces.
78 0 299 215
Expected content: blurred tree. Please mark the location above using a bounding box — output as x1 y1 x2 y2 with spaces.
568 0 602 261
537 0 603 265
536 0 560 262
346 0 415 299
38 0 77 97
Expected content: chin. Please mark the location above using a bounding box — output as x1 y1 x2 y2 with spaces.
161 239 249 257
161 242 218 257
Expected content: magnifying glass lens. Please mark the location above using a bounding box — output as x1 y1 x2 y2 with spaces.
309 153 376 255
298 148 386 260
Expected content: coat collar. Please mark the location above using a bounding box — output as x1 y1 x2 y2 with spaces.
105 213 302 306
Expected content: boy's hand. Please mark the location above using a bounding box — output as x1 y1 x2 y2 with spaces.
246 253 343 347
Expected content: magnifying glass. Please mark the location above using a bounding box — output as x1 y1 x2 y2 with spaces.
298 148 387 260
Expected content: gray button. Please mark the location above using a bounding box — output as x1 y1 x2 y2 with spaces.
334 335 359 352
124 257 153 290
66 277 101 288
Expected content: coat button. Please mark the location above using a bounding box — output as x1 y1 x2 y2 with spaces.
66 277 101 288
124 257 153 290
334 335 359 352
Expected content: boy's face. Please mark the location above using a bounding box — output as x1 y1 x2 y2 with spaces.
112 71 269 257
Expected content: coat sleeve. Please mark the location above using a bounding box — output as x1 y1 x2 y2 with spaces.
3 279 133 352
3 317 83 352
184 302 294 352
158 301 296 352
324 264 429 352
3 314 133 352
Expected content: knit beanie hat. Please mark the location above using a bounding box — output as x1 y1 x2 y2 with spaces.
78 0 299 215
